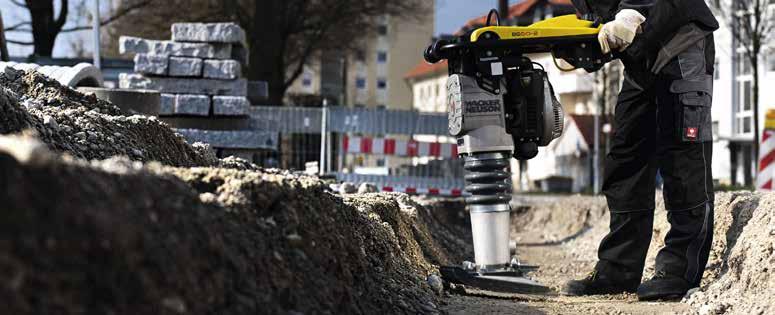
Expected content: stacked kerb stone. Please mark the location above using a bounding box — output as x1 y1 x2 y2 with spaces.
119 23 251 117
118 23 274 160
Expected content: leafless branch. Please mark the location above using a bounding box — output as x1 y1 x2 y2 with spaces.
9 0 27 8
59 0 152 33
3 21 30 31
6 38 34 45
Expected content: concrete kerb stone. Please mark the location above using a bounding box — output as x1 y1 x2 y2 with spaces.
174 94 210 116
174 128 278 150
213 96 249 116
203 59 241 80
171 23 246 44
169 57 203 77
159 93 175 115
133 54 168 76
119 36 231 59
119 73 247 96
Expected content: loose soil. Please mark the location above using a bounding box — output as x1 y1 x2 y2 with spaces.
0 68 773 314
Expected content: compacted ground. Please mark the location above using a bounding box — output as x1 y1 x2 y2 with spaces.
0 67 773 314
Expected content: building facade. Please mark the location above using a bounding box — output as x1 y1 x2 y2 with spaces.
710 4 775 187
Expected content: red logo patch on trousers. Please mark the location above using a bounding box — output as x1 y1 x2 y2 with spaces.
686 127 698 139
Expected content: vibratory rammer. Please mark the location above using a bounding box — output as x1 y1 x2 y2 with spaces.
424 10 612 293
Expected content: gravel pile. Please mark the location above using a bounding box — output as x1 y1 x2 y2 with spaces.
0 71 457 314
507 193 775 314
0 67 211 166
0 134 450 314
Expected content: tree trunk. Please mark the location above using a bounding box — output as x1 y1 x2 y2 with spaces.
247 0 287 105
0 11 9 61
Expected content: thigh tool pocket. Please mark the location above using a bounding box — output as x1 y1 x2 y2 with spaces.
670 75 713 142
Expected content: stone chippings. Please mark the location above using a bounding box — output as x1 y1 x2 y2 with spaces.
168 56 203 77
171 22 247 44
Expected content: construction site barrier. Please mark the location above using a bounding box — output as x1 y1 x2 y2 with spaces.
248 106 447 135
342 135 457 158
757 109 775 190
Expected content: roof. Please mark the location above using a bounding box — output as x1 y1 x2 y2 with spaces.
568 114 614 148
458 0 574 34
569 114 596 148
404 60 447 80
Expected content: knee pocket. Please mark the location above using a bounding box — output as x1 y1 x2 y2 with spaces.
670 76 713 143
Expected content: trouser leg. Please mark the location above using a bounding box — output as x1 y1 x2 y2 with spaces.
596 75 657 278
654 36 715 287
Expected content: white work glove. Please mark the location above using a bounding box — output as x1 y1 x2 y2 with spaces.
598 9 646 54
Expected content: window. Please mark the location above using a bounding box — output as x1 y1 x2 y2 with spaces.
355 77 366 89
354 49 366 61
770 51 775 72
376 105 387 110
743 116 752 133
744 81 752 111
376 158 385 167
377 78 387 90
377 25 388 36
377 51 388 63
741 55 752 75
302 78 312 87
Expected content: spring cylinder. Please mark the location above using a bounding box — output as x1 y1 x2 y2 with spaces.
463 151 513 268
463 152 512 210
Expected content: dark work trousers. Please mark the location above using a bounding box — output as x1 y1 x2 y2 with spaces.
595 35 715 288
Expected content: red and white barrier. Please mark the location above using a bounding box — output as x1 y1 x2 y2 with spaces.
342 135 458 158
758 127 775 190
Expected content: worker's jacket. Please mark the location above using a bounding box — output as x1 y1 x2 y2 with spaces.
571 0 719 85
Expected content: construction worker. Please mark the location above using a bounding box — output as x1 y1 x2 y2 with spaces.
561 0 719 300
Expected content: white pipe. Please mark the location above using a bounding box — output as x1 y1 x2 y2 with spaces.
92 0 101 69
319 98 328 175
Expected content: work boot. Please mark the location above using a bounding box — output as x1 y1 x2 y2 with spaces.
637 270 690 301
561 270 640 296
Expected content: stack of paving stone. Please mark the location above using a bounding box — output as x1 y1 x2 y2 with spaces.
118 23 275 160
119 23 253 117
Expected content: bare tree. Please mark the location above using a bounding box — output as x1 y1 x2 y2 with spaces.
0 9 9 60
223 0 428 105
2 0 151 56
711 0 775 171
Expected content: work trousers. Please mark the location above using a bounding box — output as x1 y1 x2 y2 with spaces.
595 35 715 288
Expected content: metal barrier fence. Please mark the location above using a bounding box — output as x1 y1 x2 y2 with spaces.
196 105 466 194
248 106 448 135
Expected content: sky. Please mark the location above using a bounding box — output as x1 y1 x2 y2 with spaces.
3 0 504 58
435 0 499 36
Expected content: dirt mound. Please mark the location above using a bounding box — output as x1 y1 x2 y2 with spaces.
0 68 210 167
684 192 774 315
502 193 775 314
0 134 451 314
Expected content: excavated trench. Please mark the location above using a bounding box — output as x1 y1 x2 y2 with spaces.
0 68 773 314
